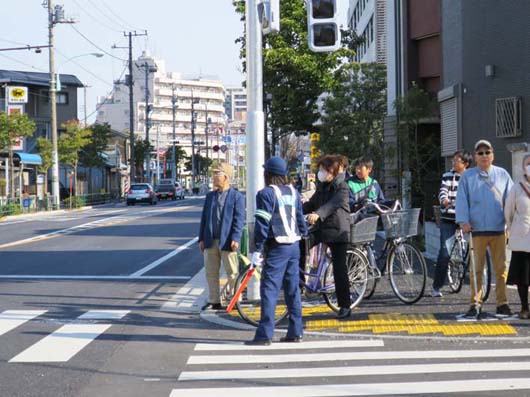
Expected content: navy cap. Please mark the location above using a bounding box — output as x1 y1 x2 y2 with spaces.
263 156 288 176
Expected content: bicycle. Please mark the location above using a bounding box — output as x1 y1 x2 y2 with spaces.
446 228 492 301
353 201 427 304
229 234 370 327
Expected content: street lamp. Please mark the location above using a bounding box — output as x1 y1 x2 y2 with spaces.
49 52 104 208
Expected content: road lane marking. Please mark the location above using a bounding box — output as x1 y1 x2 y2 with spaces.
161 268 206 313
187 347 530 365
0 310 47 336
9 310 128 363
0 275 190 280
179 360 530 381
0 205 199 250
130 237 199 277
170 378 530 397
193 339 384 351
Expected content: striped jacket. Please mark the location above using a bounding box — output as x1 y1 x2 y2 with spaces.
438 169 461 221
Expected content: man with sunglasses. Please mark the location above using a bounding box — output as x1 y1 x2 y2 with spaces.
456 140 513 318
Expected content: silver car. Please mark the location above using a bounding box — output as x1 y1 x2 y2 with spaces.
126 183 157 206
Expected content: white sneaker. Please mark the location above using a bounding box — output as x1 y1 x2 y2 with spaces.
431 288 443 298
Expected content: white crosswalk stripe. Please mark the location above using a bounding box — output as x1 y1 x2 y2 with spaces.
0 309 128 363
172 340 530 396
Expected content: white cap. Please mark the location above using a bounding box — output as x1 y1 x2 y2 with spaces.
474 139 493 151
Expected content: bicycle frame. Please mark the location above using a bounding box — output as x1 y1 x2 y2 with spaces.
301 242 336 294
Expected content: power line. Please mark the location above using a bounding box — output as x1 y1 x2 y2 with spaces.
0 53 48 72
71 0 122 33
87 0 136 32
97 0 144 32
55 48 114 87
83 64 128 121
69 25 126 62
0 37 32 46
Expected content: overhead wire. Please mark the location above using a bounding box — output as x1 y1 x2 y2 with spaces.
83 64 128 121
71 0 122 33
0 53 48 73
97 0 145 32
69 25 126 62
87 0 134 32
55 48 114 87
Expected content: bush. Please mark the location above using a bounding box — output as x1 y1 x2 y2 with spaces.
62 196 86 209
0 202 22 216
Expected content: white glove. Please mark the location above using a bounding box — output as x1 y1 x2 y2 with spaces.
250 252 264 269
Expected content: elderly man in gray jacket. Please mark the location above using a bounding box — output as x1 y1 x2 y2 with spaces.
456 139 513 318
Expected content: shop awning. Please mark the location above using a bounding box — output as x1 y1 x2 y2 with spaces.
14 152 42 166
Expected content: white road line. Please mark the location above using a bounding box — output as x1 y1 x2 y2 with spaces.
170 378 530 397
130 237 199 277
0 310 47 336
179 360 530 381
194 340 385 351
0 275 190 280
161 268 206 313
77 310 129 320
187 348 530 365
9 323 112 363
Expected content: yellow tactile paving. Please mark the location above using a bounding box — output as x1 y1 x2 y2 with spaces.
305 313 517 336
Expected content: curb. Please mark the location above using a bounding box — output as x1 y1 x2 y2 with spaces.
1 205 96 222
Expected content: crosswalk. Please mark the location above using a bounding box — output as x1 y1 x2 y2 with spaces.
171 339 530 396
0 309 128 363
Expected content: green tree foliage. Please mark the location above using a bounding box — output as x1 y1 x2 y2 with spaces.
233 0 356 138
0 112 36 198
133 137 153 181
319 62 387 175
185 154 213 178
36 137 53 195
164 144 188 177
58 120 92 195
79 123 111 168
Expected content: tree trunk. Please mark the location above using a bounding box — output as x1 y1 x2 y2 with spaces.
74 160 78 197
8 146 14 200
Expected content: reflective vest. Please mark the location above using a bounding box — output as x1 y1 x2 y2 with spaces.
270 184 301 244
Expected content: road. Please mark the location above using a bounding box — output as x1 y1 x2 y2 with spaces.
1 199 530 396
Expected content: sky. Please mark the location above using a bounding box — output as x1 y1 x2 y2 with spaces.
0 0 245 123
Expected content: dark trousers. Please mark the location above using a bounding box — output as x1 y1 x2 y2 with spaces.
433 221 458 290
299 230 351 309
254 242 303 341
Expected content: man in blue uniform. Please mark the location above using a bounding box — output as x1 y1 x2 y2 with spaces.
245 157 308 345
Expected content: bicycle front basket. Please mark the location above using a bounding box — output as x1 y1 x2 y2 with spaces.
381 208 421 239
350 215 379 244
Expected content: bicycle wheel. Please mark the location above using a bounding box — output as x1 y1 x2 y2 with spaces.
447 259 465 293
388 241 427 304
323 248 368 312
233 266 288 327
464 249 492 303
363 265 378 299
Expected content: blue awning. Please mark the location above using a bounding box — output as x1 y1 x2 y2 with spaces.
14 152 42 165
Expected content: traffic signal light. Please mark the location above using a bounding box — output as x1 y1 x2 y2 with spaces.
261 0 280 35
307 0 341 52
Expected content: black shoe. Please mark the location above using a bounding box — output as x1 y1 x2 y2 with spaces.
464 305 479 318
244 339 271 346
279 336 303 343
496 304 512 317
337 308 351 319
201 302 224 311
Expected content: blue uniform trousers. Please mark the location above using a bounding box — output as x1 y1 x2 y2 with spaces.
254 242 303 341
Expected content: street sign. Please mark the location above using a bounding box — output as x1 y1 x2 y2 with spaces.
7 86 28 103
221 136 232 143
220 145 227 153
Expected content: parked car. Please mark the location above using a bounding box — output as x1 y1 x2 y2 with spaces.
155 183 176 200
174 181 185 200
126 183 157 205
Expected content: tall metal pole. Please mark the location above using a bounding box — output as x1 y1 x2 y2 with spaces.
246 0 265 250
126 32 135 183
191 90 196 188
144 62 151 184
171 84 177 181
205 103 209 184
48 0 60 209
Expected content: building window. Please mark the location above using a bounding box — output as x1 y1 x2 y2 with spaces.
56 92 68 105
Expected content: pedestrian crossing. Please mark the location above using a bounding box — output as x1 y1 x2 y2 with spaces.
0 309 128 363
171 339 530 396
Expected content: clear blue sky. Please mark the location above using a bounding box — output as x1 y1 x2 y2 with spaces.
0 0 245 122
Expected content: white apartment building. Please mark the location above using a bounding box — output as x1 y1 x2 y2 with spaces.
224 86 247 122
348 0 387 63
96 52 227 163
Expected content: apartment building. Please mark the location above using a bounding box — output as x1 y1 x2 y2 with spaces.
348 0 387 63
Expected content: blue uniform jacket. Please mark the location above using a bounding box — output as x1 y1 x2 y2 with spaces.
254 185 308 253
198 187 246 251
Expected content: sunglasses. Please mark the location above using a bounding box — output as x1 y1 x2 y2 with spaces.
476 150 492 156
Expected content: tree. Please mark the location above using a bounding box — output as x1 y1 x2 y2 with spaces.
58 120 92 196
319 62 387 176
185 153 213 178
233 0 356 142
36 137 53 195
164 144 187 179
133 137 152 182
0 112 36 199
79 123 111 192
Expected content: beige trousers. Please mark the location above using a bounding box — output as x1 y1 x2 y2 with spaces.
470 234 508 306
203 240 239 304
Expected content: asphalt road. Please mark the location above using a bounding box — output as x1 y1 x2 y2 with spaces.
1 199 530 397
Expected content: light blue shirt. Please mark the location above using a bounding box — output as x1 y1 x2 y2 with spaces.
455 165 513 232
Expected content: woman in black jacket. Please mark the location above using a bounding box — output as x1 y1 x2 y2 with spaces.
303 154 352 318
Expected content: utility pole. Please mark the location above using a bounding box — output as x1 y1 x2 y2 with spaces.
191 90 197 188
144 62 150 184
204 103 209 184
83 85 91 127
171 84 177 181
246 0 265 250
115 30 147 183
45 0 75 209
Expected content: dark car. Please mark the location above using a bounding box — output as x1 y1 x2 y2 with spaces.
155 183 177 200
